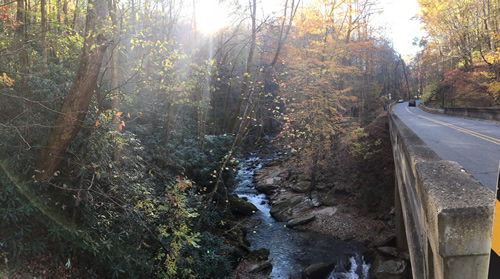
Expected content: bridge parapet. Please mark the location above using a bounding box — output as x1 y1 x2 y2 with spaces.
444 107 500 122
389 112 495 279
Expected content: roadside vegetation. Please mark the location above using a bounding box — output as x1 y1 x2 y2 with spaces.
412 0 500 108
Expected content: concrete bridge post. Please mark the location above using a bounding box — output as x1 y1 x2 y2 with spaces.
389 111 495 279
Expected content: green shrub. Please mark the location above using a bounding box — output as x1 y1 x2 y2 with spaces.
421 81 439 104
178 232 234 279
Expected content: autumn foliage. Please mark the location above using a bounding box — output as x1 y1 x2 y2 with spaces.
0 6 16 30
0 0 408 277
417 0 500 107
274 2 405 184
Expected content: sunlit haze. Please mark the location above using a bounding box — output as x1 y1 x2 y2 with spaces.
194 0 231 35
373 0 426 58
191 0 425 58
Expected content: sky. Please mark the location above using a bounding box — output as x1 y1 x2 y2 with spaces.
191 0 426 58
372 0 427 59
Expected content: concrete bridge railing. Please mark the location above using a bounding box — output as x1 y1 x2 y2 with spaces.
389 111 496 279
444 107 500 122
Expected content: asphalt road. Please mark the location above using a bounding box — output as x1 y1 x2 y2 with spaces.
393 102 500 191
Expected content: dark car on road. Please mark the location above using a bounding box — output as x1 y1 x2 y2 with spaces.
408 99 416 107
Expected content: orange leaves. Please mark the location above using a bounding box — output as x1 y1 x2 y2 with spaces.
113 112 126 131
442 68 497 106
119 120 125 131
0 73 14 86
443 69 470 88
93 111 130 130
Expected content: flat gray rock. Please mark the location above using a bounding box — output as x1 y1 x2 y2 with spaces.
287 214 316 228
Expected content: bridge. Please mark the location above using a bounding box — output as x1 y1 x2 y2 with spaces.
389 103 500 279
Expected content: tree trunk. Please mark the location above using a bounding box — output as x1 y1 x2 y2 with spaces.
110 41 120 161
400 56 411 100
345 0 352 43
56 0 61 24
17 0 31 148
108 0 119 132
260 0 299 135
72 0 80 31
497 0 500 32
230 0 256 133
62 0 68 24
110 53 121 161
41 0 48 75
35 0 109 181
164 102 175 146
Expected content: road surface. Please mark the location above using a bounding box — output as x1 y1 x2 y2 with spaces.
393 102 500 191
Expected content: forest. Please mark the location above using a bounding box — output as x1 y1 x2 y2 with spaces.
416 0 500 107
0 0 498 278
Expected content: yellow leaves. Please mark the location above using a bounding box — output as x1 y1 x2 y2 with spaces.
135 201 144 209
0 73 14 86
484 80 500 103
485 51 500 64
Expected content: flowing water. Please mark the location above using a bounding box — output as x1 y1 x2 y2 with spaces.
234 155 371 278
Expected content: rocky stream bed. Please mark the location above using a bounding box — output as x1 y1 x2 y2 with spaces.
231 154 411 279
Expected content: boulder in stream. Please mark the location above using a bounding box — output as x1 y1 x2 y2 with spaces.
286 214 316 228
229 195 257 216
377 246 399 258
255 180 279 195
290 180 311 193
247 248 270 261
302 262 335 279
318 188 336 206
314 182 330 191
248 259 273 274
373 259 408 279
269 193 314 221
373 233 396 247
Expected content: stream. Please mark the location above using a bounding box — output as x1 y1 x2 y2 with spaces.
234 155 371 278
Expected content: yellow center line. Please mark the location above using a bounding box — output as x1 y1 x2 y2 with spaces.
404 106 500 146
420 116 500 144
424 118 500 145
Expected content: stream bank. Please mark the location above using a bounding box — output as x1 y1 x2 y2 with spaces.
232 155 372 279
252 158 395 245
231 113 411 279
